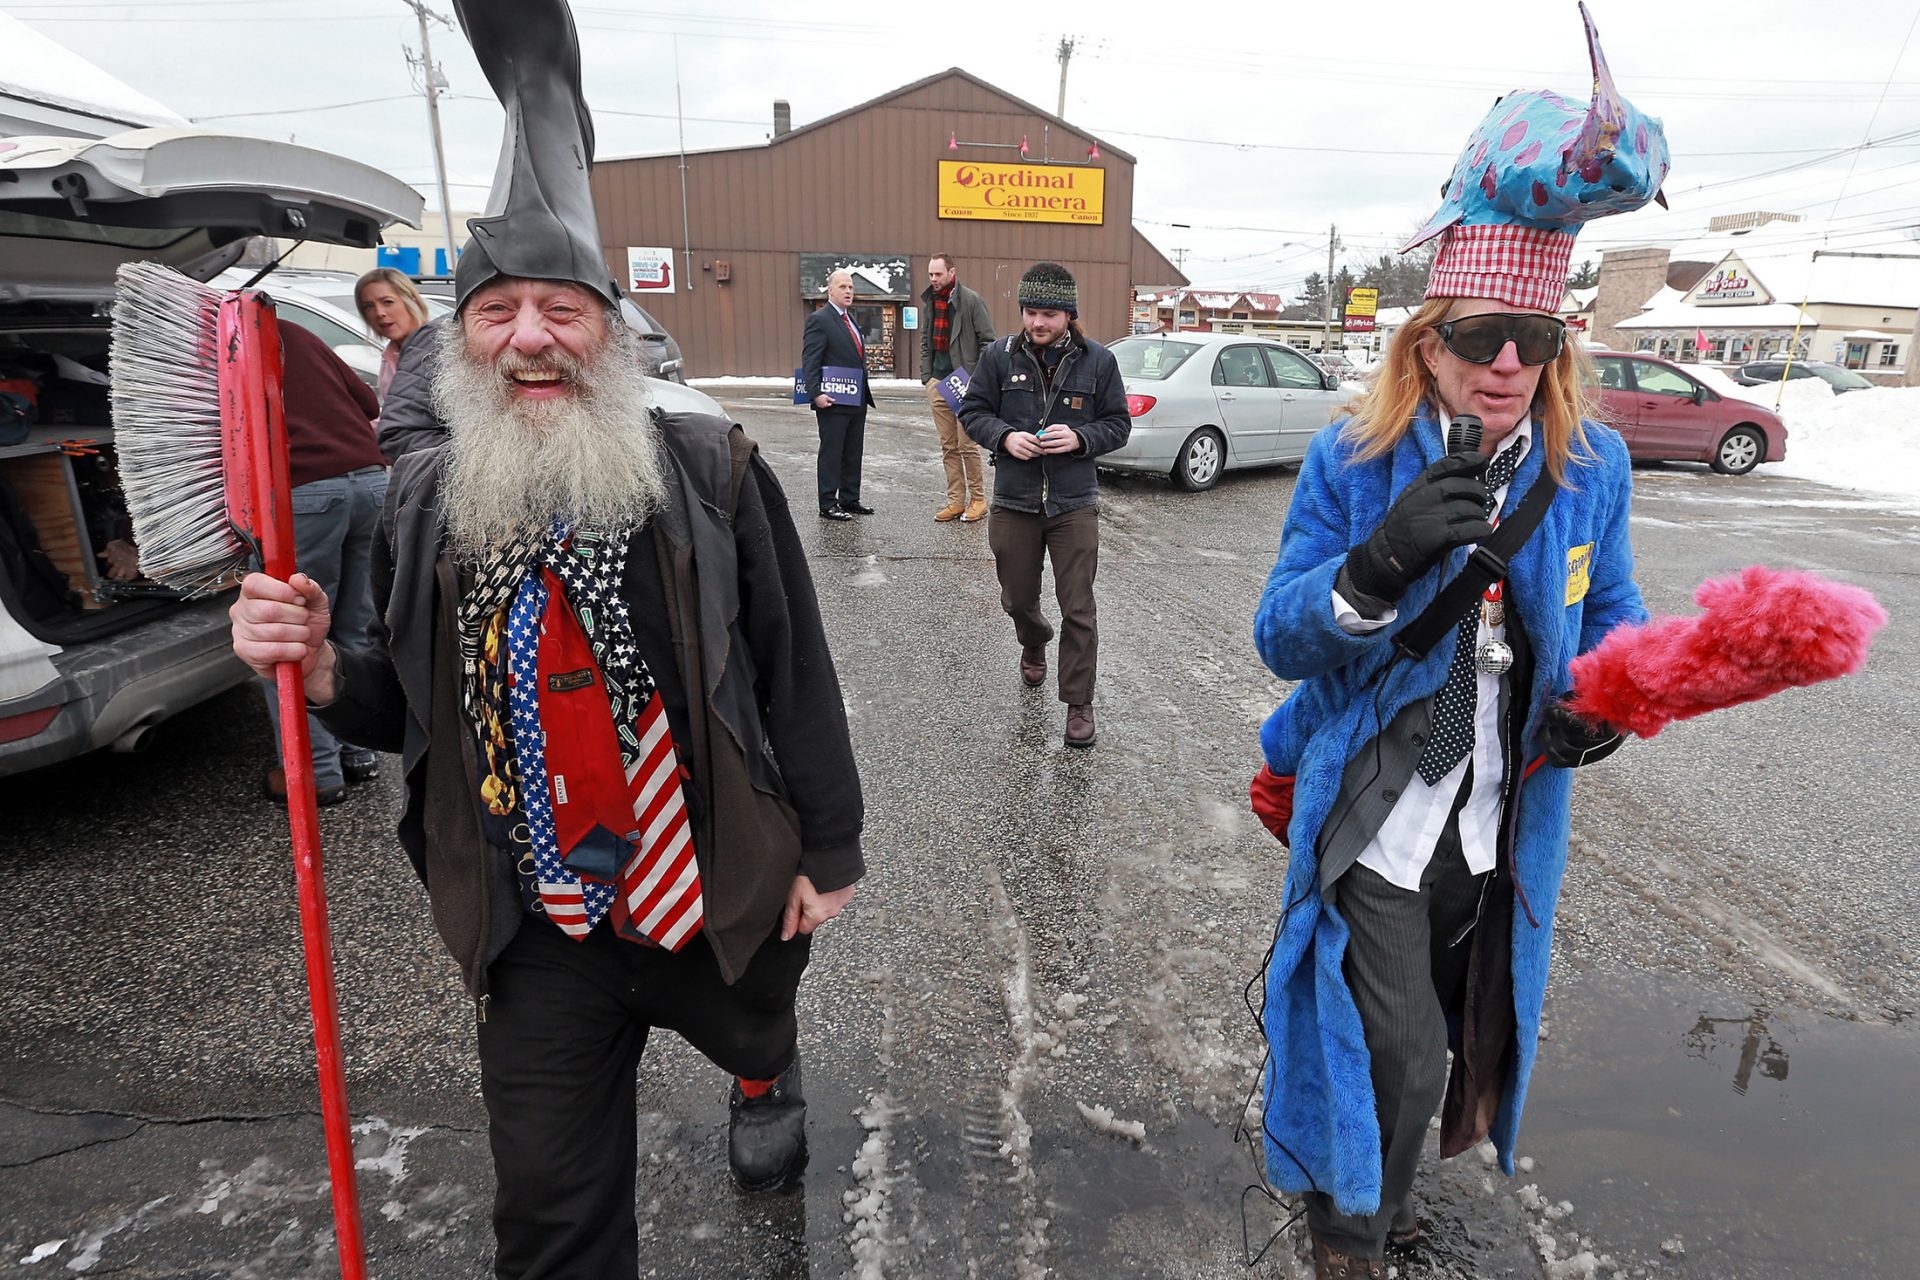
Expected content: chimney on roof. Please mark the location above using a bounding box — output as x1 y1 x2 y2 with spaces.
773 99 791 138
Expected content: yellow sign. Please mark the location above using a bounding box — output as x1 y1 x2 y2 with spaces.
1565 542 1594 605
938 160 1105 225
1345 287 1379 317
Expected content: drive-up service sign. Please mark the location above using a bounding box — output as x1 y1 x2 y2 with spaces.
938 161 1105 225
628 246 674 292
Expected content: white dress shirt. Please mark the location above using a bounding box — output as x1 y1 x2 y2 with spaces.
1332 414 1534 891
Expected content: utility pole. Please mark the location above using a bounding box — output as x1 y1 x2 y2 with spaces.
1321 222 1340 351
401 0 459 275
1055 37 1075 119
1172 246 1189 272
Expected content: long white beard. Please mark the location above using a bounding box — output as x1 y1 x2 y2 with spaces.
434 324 670 559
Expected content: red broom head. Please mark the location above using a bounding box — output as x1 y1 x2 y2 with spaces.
1566 566 1888 739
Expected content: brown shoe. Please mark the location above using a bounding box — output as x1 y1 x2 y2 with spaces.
1019 646 1047 688
1065 703 1096 748
960 498 989 522
934 501 966 522
1311 1238 1385 1279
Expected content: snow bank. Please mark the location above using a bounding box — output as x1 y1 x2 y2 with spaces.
1766 382 1920 510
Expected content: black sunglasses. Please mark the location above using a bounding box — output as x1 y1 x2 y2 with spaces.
1435 313 1568 366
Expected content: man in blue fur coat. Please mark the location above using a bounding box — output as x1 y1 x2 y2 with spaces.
1250 12 1668 1275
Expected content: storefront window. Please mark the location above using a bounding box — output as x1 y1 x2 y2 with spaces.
1636 337 1655 352
1880 344 1901 366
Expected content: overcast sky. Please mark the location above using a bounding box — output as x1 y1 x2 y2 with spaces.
11 0 1920 297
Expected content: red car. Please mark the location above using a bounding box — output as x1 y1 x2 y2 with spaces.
1591 353 1787 476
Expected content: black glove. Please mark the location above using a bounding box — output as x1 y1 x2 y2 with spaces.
1539 698 1626 768
1345 452 1494 602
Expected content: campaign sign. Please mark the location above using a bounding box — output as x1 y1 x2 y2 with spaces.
792 365 866 406
933 366 971 411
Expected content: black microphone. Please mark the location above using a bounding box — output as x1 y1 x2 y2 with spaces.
1447 413 1483 456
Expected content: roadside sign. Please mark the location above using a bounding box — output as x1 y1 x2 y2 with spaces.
1343 286 1379 333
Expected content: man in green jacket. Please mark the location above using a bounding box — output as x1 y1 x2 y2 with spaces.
920 252 996 521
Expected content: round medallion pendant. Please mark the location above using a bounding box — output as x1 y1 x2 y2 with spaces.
1476 639 1515 675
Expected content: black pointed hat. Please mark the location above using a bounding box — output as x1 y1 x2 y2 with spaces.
451 0 620 308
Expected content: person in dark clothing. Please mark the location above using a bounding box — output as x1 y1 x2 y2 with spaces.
798 269 876 520
230 4 862 1274
918 252 995 522
259 321 389 804
958 262 1131 748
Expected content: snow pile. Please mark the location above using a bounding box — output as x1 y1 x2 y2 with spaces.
1767 383 1920 509
1074 1101 1149 1146
842 1093 901 1279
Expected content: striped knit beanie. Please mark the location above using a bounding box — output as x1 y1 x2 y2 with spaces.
1017 262 1078 316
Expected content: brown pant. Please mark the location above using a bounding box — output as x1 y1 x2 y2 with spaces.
926 379 985 505
987 504 1100 704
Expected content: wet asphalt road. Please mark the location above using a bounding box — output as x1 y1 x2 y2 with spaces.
2 392 1916 1279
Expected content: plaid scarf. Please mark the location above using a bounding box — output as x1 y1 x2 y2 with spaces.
931 283 953 354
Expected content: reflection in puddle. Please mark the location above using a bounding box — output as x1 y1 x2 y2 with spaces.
1523 968 1920 1278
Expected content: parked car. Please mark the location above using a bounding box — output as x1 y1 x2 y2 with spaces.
1591 353 1787 475
416 275 686 383
1101 333 1346 491
0 125 423 776
1733 359 1875 393
1310 351 1360 379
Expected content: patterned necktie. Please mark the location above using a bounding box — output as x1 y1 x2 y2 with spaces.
1415 438 1526 787
841 310 863 356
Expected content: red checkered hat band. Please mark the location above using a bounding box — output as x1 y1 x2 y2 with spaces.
1426 223 1577 312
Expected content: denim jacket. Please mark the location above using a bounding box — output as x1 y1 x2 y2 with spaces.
958 331 1132 516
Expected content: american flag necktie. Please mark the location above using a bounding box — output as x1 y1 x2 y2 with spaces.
1415 438 1525 786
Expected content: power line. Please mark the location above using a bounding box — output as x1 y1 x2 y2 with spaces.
192 94 417 121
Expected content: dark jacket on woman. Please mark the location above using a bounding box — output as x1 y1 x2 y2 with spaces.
374 316 449 460
316 412 864 1001
957 331 1132 517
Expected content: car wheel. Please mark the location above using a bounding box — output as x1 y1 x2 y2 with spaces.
1712 426 1764 475
1173 428 1226 491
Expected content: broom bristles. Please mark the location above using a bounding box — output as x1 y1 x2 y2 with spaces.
109 261 249 593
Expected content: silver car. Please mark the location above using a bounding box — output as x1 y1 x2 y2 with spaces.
1100 333 1348 491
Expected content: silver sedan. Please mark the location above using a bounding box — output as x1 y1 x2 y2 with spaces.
1099 332 1350 491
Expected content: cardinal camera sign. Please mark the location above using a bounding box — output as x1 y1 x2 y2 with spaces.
627 246 674 292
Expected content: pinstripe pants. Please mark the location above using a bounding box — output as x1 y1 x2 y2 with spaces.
1307 817 1489 1259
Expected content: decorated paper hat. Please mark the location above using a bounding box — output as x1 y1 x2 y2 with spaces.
452 0 621 309
1403 2 1670 312
1018 262 1078 315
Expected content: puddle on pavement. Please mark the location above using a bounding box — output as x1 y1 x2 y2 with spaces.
1522 967 1920 1278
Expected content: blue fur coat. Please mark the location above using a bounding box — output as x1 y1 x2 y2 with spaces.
1251 410 1646 1215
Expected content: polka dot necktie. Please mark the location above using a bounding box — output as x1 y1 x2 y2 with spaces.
1415 439 1525 787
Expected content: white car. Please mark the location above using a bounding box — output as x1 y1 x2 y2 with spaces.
0 126 422 775
215 265 454 389
1100 332 1349 491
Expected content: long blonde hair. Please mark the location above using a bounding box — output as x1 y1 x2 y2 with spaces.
354 267 432 329
1342 298 1597 485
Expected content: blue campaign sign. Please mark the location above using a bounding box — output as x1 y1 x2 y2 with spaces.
902 306 920 330
933 366 971 410
793 365 867 406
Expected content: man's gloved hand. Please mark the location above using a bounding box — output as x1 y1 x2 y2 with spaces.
1539 698 1626 768
1346 453 1494 602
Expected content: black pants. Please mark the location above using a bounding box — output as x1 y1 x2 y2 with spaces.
815 406 866 509
986 504 1101 703
1306 815 1488 1258
476 919 812 1279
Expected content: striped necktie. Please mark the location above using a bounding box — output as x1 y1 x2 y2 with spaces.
1415 438 1525 786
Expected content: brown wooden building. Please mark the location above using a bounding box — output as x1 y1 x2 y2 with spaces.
590 68 1184 379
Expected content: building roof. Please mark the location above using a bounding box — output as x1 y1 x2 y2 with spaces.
1621 219 1920 309
1150 288 1288 312
1615 301 1811 330
597 67 1133 165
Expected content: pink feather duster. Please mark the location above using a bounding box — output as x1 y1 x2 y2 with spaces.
1565 566 1887 739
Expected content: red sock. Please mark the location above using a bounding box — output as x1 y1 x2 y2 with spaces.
736 1075 778 1099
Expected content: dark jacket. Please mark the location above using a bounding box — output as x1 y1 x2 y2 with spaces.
917 280 994 380
957 331 1132 516
375 316 448 460
799 304 875 408
316 412 864 998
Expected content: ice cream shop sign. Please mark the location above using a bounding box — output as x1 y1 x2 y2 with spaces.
937 160 1105 225
1692 259 1770 305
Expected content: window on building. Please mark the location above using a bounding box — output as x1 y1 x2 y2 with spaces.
1231 311 1250 320
1179 310 1196 324
1881 344 1901 367
1707 337 1728 361
1656 337 1674 359
1636 337 1655 352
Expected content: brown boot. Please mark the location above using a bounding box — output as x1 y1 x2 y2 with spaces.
934 501 965 522
1019 646 1047 688
1065 703 1096 748
1311 1238 1384 1279
960 498 989 522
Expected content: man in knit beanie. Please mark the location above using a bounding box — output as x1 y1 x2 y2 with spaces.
958 262 1132 747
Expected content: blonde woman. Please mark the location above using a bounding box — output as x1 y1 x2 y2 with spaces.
353 267 432 402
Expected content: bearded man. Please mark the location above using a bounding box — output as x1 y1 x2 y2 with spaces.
228 9 861 1274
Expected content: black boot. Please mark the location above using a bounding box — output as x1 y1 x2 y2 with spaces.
728 1055 808 1191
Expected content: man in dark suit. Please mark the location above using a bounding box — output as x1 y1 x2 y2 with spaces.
799 269 876 520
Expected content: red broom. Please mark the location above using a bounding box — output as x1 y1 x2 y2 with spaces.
110 261 366 1278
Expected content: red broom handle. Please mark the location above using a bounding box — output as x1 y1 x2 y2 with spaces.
229 298 367 1277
